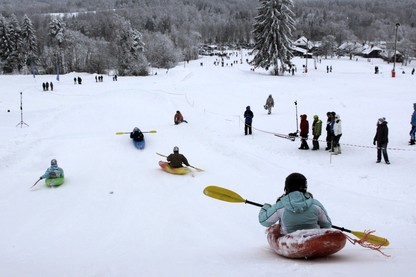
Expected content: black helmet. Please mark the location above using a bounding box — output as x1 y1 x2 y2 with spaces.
284 173 307 194
51 159 57 166
173 146 179 153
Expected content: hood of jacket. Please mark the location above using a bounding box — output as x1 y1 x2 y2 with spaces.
280 191 313 213
300 114 307 120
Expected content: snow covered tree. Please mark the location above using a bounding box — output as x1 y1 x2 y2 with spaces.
250 0 296 75
144 32 179 70
47 17 66 73
8 14 24 72
113 15 147 76
21 14 39 73
0 15 17 73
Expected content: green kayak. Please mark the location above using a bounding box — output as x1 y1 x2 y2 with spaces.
45 176 65 187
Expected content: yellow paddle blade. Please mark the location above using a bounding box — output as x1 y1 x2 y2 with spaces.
190 165 204 172
146 130 157 133
115 132 129 135
351 230 390 246
156 152 167 157
203 186 246 203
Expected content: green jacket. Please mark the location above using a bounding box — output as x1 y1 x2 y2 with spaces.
312 119 322 136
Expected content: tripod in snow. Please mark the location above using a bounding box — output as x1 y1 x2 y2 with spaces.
16 92 29 128
288 100 299 138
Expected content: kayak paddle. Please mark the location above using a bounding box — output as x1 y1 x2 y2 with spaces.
31 178 42 188
203 185 389 247
116 130 157 135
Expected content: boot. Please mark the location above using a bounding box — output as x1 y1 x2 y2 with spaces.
410 139 415 145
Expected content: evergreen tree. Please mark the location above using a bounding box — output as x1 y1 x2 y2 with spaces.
48 17 66 73
0 16 15 73
8 14 23 72
250 0 296 75
113 15 147 76
21 14 39 73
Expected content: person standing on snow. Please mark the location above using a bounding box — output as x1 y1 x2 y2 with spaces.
264 95 274 115
299 114 309 150
174 110 188 125
373 117 390 164
258 172 332 235
312 115 322 150
244 106 254 135
167 146 190 168
409 103 416 145
130 127 144 141
332 114 342 154
39 159 64 180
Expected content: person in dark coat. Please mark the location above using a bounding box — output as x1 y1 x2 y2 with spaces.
325 112 335 150
45 82 49 91
42 82 46 91
373 117 390 164
174 111 188 124
130 127 144 141
167 146 190 168
299 114 309 149
244 106 254 135
50 82 53 91
409 103 416 145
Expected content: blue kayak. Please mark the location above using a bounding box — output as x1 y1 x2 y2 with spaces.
133 138 145 149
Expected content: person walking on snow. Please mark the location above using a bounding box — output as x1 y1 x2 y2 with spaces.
264 95 274 115
373 117 390 164
299 114 309 149
258 172 332 235
409 103 416 145
332 114 342 154
312 115 322 150
39 159 64 180
244 106 254 135
167 146 190 168
174 111 188 125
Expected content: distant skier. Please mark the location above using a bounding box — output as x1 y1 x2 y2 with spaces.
39 159 64 180
130 127 144 141
373 117 390 164
244 106 254 135
409 103 416 145
299 114 309 150
167 146 190 168
264 95 274 115
311 115 322 150
174 110 188 124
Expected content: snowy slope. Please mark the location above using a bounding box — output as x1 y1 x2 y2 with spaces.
0 52 415 276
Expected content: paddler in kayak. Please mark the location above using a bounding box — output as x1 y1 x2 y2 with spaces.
40 159 64 180
167 146 190 168
258 172 332 235
130 127 144 141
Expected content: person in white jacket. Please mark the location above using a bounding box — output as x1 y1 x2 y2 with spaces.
332 114 342 154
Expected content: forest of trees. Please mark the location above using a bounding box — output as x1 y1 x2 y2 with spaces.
0 0 415 75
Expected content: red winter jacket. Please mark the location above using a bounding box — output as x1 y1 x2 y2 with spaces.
300 114 309 137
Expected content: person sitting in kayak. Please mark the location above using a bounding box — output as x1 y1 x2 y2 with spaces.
130 127 144 141
167 146 190 168
40 159 64 179
174 111 188 125
258 172 332 235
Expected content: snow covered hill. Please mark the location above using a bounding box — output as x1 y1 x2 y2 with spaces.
0 53 415 276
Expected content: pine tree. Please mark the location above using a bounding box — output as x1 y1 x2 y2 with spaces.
21 14 39 72
8 14 23 72
0 16 15 73
250 0 296 75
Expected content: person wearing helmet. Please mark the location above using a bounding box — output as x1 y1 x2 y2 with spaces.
40 159 64 180
167 146 190 168
258 173 332 235
130 127 144 141
244 106 254 135
174 111 188 125
264 95 274 115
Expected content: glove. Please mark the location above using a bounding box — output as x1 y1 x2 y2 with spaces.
39 177 43 180
373 140 376 145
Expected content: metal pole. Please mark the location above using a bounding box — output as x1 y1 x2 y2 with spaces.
392 23 400 77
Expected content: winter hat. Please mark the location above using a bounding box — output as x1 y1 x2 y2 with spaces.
246 106 250 110
378 117 386 124
313 115 319 119
284 173 307 194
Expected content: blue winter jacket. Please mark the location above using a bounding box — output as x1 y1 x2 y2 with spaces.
41 165 64 179
258 191 332 234
411 103 416 126
244 107 253 124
